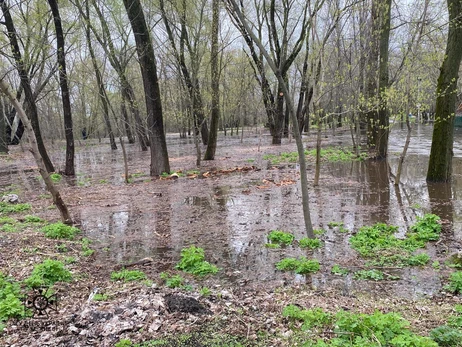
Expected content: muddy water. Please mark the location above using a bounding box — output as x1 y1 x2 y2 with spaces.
1 125 462 298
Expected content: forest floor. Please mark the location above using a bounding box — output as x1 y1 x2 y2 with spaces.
0 129 462 346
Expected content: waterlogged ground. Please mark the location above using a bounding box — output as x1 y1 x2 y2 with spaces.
1 124 462 346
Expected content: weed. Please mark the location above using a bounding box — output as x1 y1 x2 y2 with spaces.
276 257 320 275
299 238 322 249
115 339 133 347
55 244 68 253
160 272 185 288
0 202 31 214
82 249 94 257
41 222 80 240
0 217 15 224
0 224 17 232
176 246 219 276
24 215 44 223
50 173 62 183
0 273 26 322
246 159 255 163
64 257 76 265
406 253 430 266
92 293 110 301
200 287 211 297
354 269 385 281
25 259 72 288
448 305 462 328
99 179 108 184
313 229 326 235
39 194 51 199
267 230 295 246
412 203 422 209
432 261 441 270
430 325 462 346
265 243 280 249
327 221 343 228
331 265 349 276
131 172 146 178
283 305 332 329
408 214 441 242
81 238 94 256
111 269 146 282
444 271 462 294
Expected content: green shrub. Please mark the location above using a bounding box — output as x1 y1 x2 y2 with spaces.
408 214 441 242
25 259 72 288
448 305 462 328
41 222 80 240
430 325 462 346
283 305 332 330
0 202 31 214
406 253 430 266
299 238 322 249
354 269 385 281
176 246 219 276
24 215 44 223
445 271 462 294
331 265 349 276
111 269 146 282
267 230 295 246
0 273 26 322
160 272 185 288
276 257 320 275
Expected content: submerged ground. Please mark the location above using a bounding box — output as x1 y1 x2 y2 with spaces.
0 124 462 346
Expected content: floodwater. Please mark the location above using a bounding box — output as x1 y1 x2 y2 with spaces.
1 124 462 298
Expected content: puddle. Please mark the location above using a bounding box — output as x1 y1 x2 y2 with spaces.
1 128 462 298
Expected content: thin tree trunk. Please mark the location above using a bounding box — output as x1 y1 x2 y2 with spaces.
204 0 220 160
427 0 462 182
0 79 71 223
120 97 135 144
1 0 55 173
48 0 75 176
0 97 7 153
123 0 170 176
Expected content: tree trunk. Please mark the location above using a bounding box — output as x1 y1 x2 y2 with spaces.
204 0 220 160
120 97 135 144
48 0 75 176
375 0 392 159
0 97 7 153
83 2 117 150
0 79 71 223
1 0 55 173
123 0 170 176
427 0 462 182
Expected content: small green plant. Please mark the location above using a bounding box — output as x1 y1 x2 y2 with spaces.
406 253 430 266
0 202 31 214
265 243 280 249
444 271 462 294
411 203 422 209
55 244 69 253
81 238 94 256
408 214 441 242
115 339 133 347
299 237 322 249
267 230 295 246
200 287 211 297
24 215 44 223
276 257 320 275
0 273 26 322
176 246 219 276
92 293 110 301
25 259 72 288
0 217 15 224
160 272 185 288
50 173 62 183
430 325 462 346
313 229 326 235
99 179 108 184
0 224 17 232
327 221 344 228
432 261 441 270
64 256 76 265
331 265 349 276
447 305 462 327
354 269 385 281
283 305 332 329
111 269 146 282
41 222 80 240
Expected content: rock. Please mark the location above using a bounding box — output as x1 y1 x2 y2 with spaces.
1 194 19 203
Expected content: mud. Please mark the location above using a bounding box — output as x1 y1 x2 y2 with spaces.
1 125 462 300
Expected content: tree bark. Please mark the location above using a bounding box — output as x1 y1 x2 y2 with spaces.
123 0 170 176
204 0 220 160
0 79 71 223
427 0 462 182
1 0 55 173
0 97 7 153
48 0 75 176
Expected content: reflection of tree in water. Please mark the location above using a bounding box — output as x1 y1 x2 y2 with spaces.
364 160 390 224
427 182 453 224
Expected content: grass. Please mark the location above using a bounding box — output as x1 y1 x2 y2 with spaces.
0 202 31 214
331 265 349 276
24 259 72 288
111 269 146 282
354 269 386 281
41 222 80 240
276 257 320 275
176 245 219 276
267 230 295 246
299 237 322 249
445 271 462 294
263 147 366 165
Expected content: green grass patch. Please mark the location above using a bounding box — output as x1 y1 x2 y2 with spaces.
0 202 31 214
0 217 16 224
263 148 366 165
160 272 185 288
92 293 110 301
24 215 44 223
24 259 72 288
111 269 146 282
267 230 295 246
354 269 386 281
445 271 462 294
41 222 80 240
299 238 322 249
276 257 320 275
331 265 349 276
283 306 438 346
176 246 219 276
